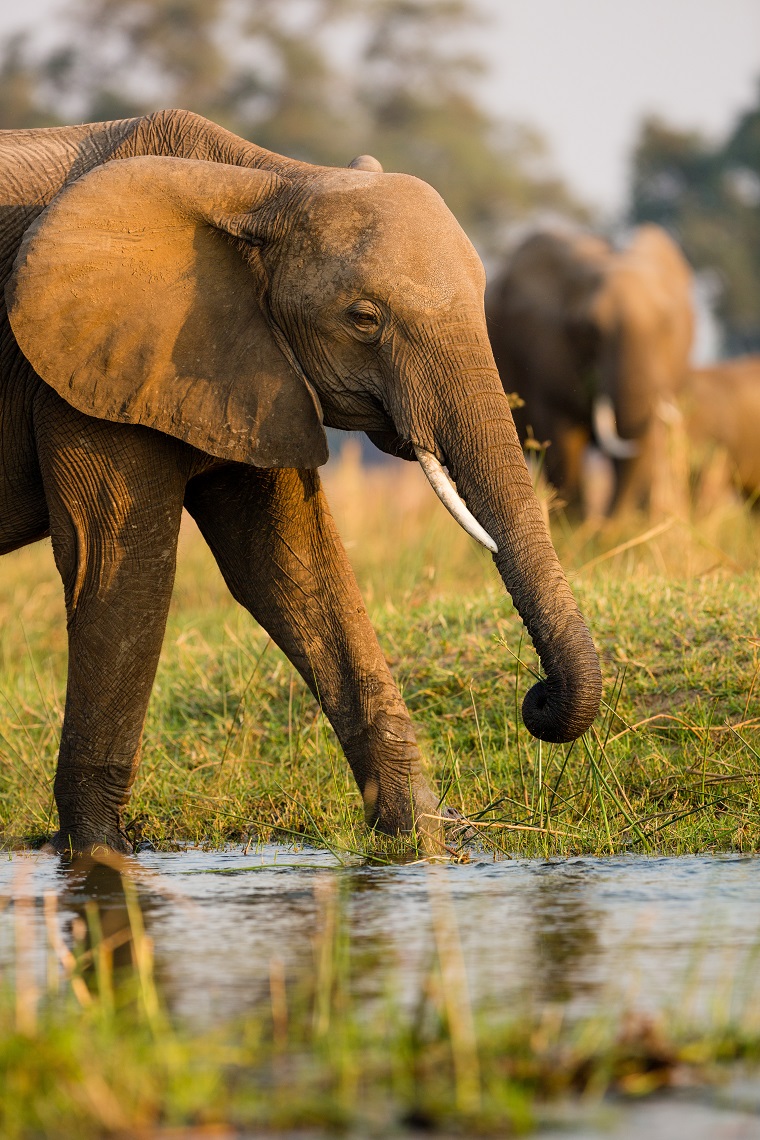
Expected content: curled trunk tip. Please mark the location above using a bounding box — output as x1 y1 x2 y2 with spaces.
521 657 602 744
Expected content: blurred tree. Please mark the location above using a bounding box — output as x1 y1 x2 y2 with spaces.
31 0 355 161
0 0 583 253
0 35 57 128
631 84 760 354
353 0 579 251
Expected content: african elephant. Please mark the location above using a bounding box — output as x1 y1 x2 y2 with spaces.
683 355 760 499
1 109 601 854
486 225 694 513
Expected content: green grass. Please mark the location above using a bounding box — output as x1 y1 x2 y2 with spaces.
2 858 759 1138
1 451 760 1135
0 446 758 855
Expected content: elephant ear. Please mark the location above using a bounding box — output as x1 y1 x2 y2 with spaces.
6 155 328 468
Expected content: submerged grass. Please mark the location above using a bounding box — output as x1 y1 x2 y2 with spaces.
2 856 760 1138
0 441 758 855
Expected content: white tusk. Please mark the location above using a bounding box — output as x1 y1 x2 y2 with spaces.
414 446 498 554
592 395 640 460
657 398 682 425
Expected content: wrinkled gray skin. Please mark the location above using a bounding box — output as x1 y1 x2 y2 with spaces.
0 110 602 854
487 226 694 513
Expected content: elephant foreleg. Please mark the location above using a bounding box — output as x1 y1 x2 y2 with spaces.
34 392 194 853
557 422 590 508
184 464 442 840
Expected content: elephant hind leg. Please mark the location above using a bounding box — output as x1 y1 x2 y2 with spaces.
0 377 49 555
33 389 196 853
0 494 49 557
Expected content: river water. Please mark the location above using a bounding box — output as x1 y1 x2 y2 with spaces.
2 848 759 1136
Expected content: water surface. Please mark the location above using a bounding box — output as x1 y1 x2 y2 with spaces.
2 848 758 1030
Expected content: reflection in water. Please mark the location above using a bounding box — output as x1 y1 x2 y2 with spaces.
150 862 330 1024
528 864 601 1006
57 854 139 980
343 864 419 1007
1 850 759 1033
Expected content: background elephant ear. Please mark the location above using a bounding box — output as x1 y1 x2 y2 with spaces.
7 155 328 469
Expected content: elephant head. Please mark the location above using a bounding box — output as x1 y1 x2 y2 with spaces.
588 226 694 462
487 226 693 511
7 152 601 744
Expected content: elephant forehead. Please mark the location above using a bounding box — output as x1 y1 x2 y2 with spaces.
289 174 483 308
603 267 666 329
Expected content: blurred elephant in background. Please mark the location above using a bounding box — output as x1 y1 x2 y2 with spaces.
683 355 760 500
1 109 602 855
486 225 694 514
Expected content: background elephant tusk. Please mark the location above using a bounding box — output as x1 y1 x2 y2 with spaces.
657 398 683 425
592 395 640 460
413 446 498 553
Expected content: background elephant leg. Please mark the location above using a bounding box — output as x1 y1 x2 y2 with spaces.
184 464 441 836
527 404 585 512
610 432 654 515
34 393 193 852
557 422 590 509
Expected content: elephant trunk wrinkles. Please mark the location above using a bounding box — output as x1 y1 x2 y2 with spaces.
419 347 602 744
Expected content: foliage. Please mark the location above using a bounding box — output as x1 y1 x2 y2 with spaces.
0 35 58 130
0 0 582 254
630 83 760 353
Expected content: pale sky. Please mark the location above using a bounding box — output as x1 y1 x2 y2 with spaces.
480 0 760 215
3 0 759 217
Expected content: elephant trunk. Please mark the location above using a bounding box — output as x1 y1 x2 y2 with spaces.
408 342 602 744
595 322 650 454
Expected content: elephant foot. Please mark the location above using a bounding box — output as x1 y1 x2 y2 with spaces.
363 775 448 855
43 827 133 858
437 804 478 843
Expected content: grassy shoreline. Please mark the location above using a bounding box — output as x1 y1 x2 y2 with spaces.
0 450 758 855
1 453 759 1135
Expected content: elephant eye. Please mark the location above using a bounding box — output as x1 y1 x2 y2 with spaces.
346 300 383 339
